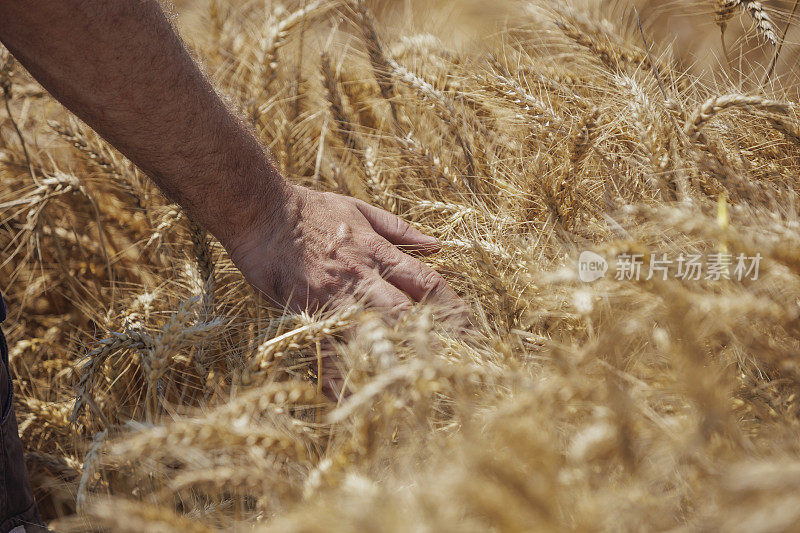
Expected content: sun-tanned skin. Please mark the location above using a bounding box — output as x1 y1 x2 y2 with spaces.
0 0 464 315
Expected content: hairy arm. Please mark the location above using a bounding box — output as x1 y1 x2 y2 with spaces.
0 0 279 246
0 0 463 315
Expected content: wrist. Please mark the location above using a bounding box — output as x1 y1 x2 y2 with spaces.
187 151 296 253
221 181 306 280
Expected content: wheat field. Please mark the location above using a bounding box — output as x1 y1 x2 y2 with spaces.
3 0 800 530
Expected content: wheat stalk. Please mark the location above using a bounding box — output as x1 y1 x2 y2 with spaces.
684 94 791 140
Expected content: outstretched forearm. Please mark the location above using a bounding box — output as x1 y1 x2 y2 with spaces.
0 0 287 245
0 0 466 319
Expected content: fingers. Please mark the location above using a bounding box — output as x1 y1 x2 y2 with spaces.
353 199 440 255
356 275 413 317
373 240 465 309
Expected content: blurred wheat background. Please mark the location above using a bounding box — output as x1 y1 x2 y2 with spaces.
3 0 800 530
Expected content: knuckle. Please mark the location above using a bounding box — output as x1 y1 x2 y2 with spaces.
262 263 285 299
393 216 411 238
316 262 361 296
417 268 444 295
315 273 340 295
365 235 390 258
382 291 412 312
393 300 412 313
333 222 353 245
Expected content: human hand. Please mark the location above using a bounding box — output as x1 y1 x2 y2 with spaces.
224 185 465 317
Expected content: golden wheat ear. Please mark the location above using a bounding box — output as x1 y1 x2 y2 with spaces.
741 0 778 45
